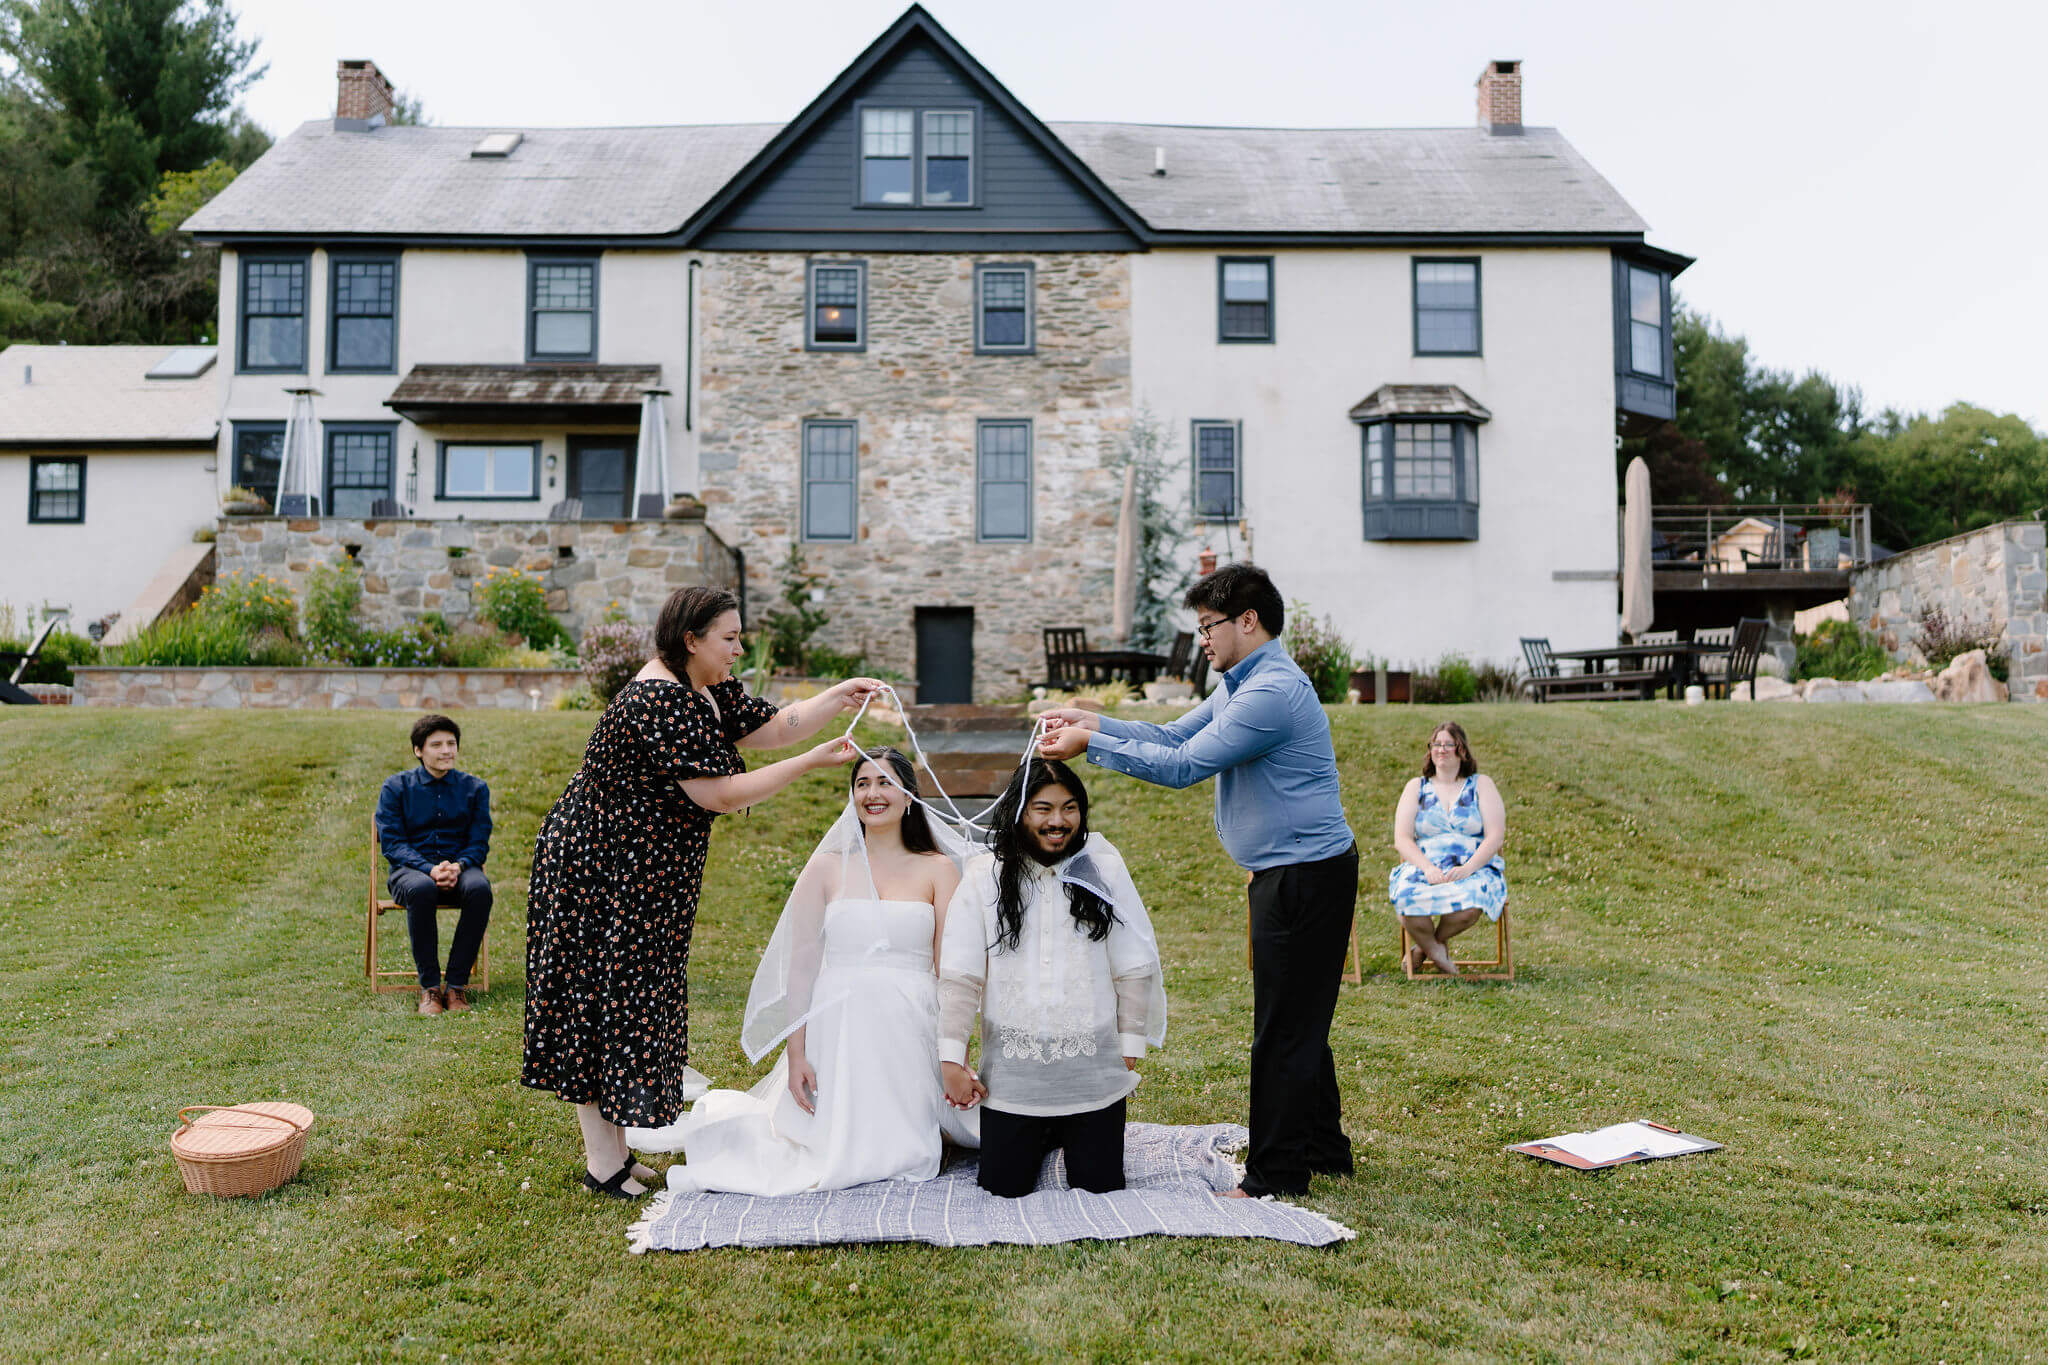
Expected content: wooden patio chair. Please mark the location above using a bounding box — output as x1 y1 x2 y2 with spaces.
1740 526 1801 571
1704 618 1769 699
1042 627 1092 690
367 815 488 994
547 497 583 521
1519 637 1608 702
1164 631 1193 681
1398 905 1513 982
1187 649 1211 695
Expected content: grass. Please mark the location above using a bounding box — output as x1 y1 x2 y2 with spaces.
3 703 2046 1362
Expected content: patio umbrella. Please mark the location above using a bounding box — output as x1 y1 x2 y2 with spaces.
1621 455 1654 639
633 389 673 518
1110 461 1139 644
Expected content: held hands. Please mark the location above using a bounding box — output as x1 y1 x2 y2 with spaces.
1036 708 1100 762
941 1061 987 1110
787 1053 819 1115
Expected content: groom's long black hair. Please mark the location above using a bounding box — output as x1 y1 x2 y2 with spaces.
987 758 1116 952
851 747 939 855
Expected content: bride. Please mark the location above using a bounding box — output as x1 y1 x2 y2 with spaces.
629 747 979 1193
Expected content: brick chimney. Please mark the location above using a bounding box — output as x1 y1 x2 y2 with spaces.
336 59 395 125
1475 59 1522 135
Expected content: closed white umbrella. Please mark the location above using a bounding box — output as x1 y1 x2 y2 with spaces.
1111 462 1139 644
1621 455 1654 639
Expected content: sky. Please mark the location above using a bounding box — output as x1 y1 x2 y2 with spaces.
224 0 2045 427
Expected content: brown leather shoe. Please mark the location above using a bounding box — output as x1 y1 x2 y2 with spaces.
442 986 470 1014
417 987 445 1016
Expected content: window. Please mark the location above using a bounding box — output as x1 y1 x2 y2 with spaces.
801 420 857 542
1413 259 1481 355
528 256 597 361
1359 419 1480 541
975 263 1033 354
328 255 398 372
1627 265 1667 379
239 254 308 372
324 424 396 519
1192 421 1240 521
232 422 286 504
807 261 866 351
1218 258 1273 342
976 420 1032 542
439 443 538 500
858 104 975 206
861 108 914 204
27 456 84 523
921 110 974 204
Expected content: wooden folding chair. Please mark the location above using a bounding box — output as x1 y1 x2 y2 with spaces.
1396 905 1513 982
367 815 489 994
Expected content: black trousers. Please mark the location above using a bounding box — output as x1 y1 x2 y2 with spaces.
976 1098 1126 1198
389 867 493 989
1242 843 1358 1196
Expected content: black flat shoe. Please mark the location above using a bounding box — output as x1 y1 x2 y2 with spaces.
579 1159 644 1200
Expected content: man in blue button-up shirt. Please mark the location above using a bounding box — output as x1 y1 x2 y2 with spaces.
1040 564 1357 1198
377 714 493 1015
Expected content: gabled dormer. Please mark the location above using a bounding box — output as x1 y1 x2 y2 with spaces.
685 6 1145 252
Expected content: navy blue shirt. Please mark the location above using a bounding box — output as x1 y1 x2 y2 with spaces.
377 765 492 875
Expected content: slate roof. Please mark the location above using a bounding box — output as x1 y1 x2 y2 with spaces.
0 345 220 446
1348 384 1494 423
385 364 663 409
185 118 1652 241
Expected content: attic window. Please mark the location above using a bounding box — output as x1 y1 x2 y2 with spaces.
471 132 522 158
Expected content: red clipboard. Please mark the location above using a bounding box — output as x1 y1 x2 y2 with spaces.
1507 1120 1721 1170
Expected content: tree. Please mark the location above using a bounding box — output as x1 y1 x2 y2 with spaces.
0 0 265 214
1103 407 1189 653
1847 405 2048 550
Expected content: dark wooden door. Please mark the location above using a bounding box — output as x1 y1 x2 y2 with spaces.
568 437 633 519
915 607 974 705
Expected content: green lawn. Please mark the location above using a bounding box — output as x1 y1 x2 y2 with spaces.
3 703 2045 1362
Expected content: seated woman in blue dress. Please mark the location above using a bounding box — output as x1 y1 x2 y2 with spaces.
1389 721 1506 976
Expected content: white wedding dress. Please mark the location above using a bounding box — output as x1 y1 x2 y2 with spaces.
629 896 979 1195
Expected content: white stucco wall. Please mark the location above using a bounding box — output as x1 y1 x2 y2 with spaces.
1130 246 1620 672
0 448 217 627
214 247 695 520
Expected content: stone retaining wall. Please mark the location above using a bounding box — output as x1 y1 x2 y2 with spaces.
1847 520 2048 701
73 666 585 710
212 514 740 642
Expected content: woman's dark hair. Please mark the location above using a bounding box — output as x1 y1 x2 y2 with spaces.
851 747 937 856
1184 562 1285 637
411 713 460 751
654 585 741 676
986 758 1115 951
1420 720 1478 779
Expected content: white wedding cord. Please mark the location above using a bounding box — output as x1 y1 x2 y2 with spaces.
833 683 1048 837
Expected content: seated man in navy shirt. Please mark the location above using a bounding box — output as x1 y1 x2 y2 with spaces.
377 714 493 1016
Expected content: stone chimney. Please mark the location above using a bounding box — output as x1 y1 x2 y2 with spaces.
336 59 395 126
1475 59 1522 135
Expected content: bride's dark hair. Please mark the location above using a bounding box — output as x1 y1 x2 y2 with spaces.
851 747 938 856
986 758 1115 952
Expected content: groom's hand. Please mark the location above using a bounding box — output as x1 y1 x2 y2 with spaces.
1037 708 1099 761
941 1061 982 1110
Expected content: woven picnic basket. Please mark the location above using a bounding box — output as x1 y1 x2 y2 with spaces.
170 1103 314 1197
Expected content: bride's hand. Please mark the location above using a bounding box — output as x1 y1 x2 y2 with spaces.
787 1055 819 1114
805 736 859 770
941 1061 981 1110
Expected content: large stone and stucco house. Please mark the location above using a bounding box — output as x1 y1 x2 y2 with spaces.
170 5 1688 700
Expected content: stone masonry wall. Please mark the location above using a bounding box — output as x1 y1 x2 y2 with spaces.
695 251 1133 699
213 514 740 641
73 666 583 709
1847 519 2048 701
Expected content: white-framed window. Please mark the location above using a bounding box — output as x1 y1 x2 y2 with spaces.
440 443 539 500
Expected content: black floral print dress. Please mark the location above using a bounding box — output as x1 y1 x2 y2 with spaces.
521 676 779 1127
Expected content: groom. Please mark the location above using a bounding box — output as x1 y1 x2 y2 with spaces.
1039 563 1356 1199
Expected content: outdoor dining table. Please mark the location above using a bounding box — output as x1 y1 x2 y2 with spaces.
1076 649 1172 686
1549 641 1732 699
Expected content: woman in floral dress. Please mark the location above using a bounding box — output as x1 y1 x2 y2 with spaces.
521 584 879 1199
1389 721 1506 976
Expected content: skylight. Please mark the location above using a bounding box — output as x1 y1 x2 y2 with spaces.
146 346 217 380
471 132 523 158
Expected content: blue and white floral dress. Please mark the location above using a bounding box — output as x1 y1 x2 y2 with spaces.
1388 774 1507 921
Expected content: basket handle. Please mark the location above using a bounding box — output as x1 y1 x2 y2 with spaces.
176 1105 309 1135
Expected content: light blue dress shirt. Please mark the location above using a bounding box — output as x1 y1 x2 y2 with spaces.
1086 640 1354 872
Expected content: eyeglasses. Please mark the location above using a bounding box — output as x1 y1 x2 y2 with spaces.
1195 616 1233 641
1428 742 1460 751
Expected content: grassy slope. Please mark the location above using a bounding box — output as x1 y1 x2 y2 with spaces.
1 704 2044 1363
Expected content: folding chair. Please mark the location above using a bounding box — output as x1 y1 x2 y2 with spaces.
366 815 489 994
1397 905 1513 982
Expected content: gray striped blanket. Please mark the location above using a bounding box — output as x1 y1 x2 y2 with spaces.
627 1123 1354 1252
